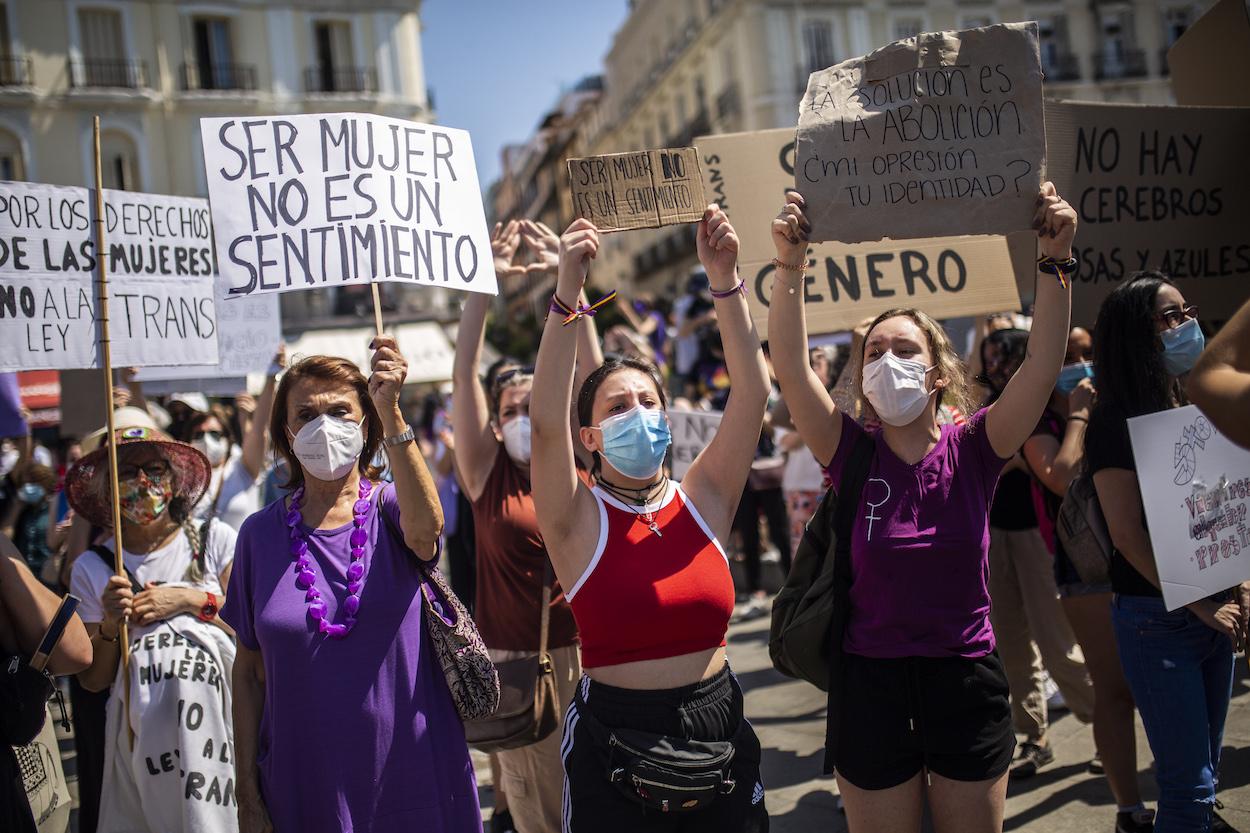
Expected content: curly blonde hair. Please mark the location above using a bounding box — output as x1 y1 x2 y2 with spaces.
853 308 974 424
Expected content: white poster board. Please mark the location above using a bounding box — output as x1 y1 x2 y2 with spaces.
284 320 454 384
137 274 281 382
200 113 498 299
669 408 723 480
0 182 218 371
1127 404 1250 610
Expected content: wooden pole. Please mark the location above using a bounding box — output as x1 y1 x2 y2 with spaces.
371 282 385 338
92 116 132 735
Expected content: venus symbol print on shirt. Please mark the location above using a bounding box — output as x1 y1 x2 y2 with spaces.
863 478 891 541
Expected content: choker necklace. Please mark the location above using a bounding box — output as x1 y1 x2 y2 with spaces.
284 479 373 639
598 477 668 538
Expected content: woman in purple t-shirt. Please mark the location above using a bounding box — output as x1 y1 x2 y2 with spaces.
223 337 481 833
767 183 1079 833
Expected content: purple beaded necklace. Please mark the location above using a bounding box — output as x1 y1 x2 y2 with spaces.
284 478 373 639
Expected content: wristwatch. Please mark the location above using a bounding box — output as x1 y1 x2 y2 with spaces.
382 425 416 448
198 591 218 622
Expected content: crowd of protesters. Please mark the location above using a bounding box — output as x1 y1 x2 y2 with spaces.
3 180 1250 833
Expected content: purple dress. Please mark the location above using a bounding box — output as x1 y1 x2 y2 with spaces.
222 482 481 833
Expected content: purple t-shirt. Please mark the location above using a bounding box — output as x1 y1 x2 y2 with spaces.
825 408 1009 659
222 482 481 833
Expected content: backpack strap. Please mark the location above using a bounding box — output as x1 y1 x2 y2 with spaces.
90 545 143 594
823 430 876 774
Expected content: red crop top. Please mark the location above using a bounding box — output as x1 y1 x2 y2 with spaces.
566 482 735 669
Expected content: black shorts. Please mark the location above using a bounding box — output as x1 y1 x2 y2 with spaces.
835 651 1015 790
561 667 769 832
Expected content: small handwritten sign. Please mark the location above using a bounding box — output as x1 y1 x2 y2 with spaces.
568 148 706 231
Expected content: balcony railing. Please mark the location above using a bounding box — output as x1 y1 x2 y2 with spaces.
1093 48 1148 80
304 66 377 94
69 58 148 89
0 55 32 86
180 62 258 92
1041 53 1081 82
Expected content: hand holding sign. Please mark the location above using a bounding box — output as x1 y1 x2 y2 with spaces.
368 335 408 411
772 191 812 266
1033 182 1078 261
696 205 740 287
557 219 600 300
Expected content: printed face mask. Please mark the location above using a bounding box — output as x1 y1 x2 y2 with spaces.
1055 361 1094 395
290 414 365 482
1160 317 1205 377
193 432 229 466
596 405 672 480
119 473 172 526
862 351 936 427
501 415 532 464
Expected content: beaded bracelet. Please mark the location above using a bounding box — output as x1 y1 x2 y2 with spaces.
772 257 806 272
1037 255 1078 289
710 279 746 299
550 289 617 326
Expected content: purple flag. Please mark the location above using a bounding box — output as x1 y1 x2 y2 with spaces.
0 373 26 437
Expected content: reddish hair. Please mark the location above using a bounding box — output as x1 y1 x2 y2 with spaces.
270 355 384 490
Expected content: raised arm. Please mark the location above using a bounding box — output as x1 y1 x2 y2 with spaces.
371 335 442 559
987 182 1075 458
452 221 522 500
239 347 285 479
1022 378 1093 496
681 207 771 538
0 535 91 675
529 220 602 561
1190 296 1250 449
767 190 841 466
520 220 604 384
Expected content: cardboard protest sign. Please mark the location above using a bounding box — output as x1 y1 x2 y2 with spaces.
138 275 280 382
0 182 219 371
697 129 1026 338
1127 405 1250 611
201 113 497 298
1046 101 1250 327
795 22 1045 244
1168 0 1250 107
668 408 723 480
567 148 706 231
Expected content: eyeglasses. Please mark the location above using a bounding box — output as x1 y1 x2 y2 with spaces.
192 430 224 442
492 366 535 389
118 461 171 481
1153 304 1199 329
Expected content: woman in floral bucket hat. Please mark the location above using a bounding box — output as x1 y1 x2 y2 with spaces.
67 417 241 833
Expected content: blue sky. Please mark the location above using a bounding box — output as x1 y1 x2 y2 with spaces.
421 1 630 191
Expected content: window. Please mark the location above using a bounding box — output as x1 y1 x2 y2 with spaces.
1037 15 1071 74
313 20 355 92
893 17 925 40
802 20 836 74
0 129 24 181
1096 7 1140 77
100 130 138 191
192 17 236 89
960 11 996 29
77 8 137 87
1163 5 1196 46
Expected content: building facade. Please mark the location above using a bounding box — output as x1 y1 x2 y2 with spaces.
503 0 1210 295
0 0 435 325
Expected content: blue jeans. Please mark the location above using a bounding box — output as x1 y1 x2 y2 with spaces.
1112 594 1235 833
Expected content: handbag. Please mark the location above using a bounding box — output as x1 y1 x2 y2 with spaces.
1056 465 1113 585
0 656 55 748
378 511 500 722
463 560 560 752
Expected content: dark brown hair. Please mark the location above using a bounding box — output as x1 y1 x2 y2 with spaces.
270 355 384 490
576 357 668 479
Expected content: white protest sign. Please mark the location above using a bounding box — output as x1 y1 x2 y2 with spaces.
201 113 497 298
0 182 218 371
284 320 455 383
138 274 281 382
796 22 1045 244
1127 404 1250 611
669 408 723 480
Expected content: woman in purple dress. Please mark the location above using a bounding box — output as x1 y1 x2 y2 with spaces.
223 336 481 833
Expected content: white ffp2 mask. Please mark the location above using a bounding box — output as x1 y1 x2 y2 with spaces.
501 416 532 464
290 414 365 481
862 352 936 426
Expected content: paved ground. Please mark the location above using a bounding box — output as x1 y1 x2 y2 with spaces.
476 613 1250 832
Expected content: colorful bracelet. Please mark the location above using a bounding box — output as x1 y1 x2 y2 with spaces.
771 257 806 273
550 290 617 326
1037 255 1078 289
710 279 746 299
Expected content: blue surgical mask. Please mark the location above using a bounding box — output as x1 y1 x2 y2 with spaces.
1055 361 1094 395
1160 318 1205 376
596 406 671 480
17 483 46 504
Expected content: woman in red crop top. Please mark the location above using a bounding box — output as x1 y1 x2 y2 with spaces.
529 206 771 832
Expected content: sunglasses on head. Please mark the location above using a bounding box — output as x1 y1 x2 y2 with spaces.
493 366 535 389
